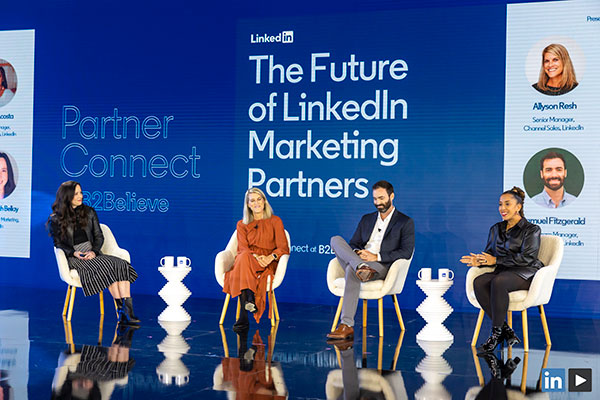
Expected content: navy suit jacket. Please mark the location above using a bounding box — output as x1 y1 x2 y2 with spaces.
349 209 415 269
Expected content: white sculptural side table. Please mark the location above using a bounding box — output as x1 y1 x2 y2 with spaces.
416 279 454 341
158 266 192 322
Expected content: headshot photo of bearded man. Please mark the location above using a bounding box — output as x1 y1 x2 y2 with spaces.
531 151 576 208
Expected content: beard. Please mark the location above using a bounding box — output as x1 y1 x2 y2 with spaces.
544 176 564 191
375 199 392 214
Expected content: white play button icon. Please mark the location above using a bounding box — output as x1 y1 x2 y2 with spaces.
574 374 587 386
569 368 592 392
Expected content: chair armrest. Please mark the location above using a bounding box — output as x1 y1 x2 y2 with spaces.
215 250 235 287
380 257 412 296
326 258 345 294
270 254 289 291
522 264 559 309
110 247 131 263
465 266 496 308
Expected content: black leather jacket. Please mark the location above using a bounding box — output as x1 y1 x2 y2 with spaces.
484 218 544 280
49 205 104 257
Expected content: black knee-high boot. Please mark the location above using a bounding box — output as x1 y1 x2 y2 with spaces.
120 297 140 325
233 292 250 332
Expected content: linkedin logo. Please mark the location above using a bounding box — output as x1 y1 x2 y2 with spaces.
542 368 592 392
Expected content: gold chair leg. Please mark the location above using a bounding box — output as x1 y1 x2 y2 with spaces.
507 311 512 328
98 314 104 345
219 325 229 357
62 286 71 317
539 305 551 346
272 291 280 321
67 286 77 321
377 335 383 371
391 330 405 370
471 309 485 347
114 299 119 319
520 350 529 393
269 291 275 327
331 297 343 332
471 346 485 386
522 309 529 352
378 298 384 337
392 294 405 331
219 293 230 325
99 291 105 316
362 300 368 328
334 345 342 368
236 297 241 320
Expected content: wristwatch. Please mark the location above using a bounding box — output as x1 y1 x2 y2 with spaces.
272 253 278 260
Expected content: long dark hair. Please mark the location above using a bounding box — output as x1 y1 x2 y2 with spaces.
49 181 89 240
0 152 16 198
0 67 7 89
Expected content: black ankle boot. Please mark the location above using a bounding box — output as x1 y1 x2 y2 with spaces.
501 322 521 347
477 326 504 354
120 297 140 325
502 357 521 380
480 353 502 379
115 298 124 320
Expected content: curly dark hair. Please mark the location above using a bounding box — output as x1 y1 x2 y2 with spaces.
502 186 525 218
48 181 89 240
0 152 16 198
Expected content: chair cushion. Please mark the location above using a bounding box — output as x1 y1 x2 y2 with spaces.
333 277 384 292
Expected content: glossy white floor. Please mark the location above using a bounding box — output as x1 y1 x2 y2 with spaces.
0 286 598 399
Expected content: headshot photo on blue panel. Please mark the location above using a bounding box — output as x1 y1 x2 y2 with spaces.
1 0 599 399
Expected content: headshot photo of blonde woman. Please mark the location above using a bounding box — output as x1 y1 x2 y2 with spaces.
532 43 578 96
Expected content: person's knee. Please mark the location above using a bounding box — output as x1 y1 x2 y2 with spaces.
330 235 344 248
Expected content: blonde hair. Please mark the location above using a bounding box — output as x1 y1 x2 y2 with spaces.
242 187 274 224
536 44 577 92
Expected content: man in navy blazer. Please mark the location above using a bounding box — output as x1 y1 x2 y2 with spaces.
327 180 415 341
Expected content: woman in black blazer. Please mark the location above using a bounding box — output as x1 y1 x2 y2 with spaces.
48 181 139 324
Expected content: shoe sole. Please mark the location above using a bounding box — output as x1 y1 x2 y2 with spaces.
245 303 257 313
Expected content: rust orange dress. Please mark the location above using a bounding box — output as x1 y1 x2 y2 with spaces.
221 331 286 400
223 215 289 323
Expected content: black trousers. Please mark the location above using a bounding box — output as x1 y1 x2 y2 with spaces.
473 269 532 327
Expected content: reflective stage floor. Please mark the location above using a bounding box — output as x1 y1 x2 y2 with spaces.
1 286 598 399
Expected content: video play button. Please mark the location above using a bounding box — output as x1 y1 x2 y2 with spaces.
569 368 592 392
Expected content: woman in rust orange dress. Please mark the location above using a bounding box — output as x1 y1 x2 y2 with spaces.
223 187 289 331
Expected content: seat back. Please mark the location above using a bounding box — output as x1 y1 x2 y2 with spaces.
55 247 77 286
55 223 127 287
215 229 291 291
99 224 119 255
522 235 564 308
382 252 414 296
537 235 564 268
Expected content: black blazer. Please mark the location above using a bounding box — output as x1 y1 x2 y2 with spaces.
484 218 544 280
349 209 415 268
49 205 104 257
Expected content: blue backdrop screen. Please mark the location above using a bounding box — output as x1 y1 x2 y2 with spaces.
1 0 598 318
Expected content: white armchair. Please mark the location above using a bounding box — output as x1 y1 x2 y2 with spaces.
55 224 130 321
466 235 564 352
215 230 291 327
326 254 413 337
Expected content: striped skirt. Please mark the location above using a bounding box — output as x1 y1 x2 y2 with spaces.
68 242 138 296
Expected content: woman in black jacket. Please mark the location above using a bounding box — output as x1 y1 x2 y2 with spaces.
48 181 139 324
461 187 544 353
